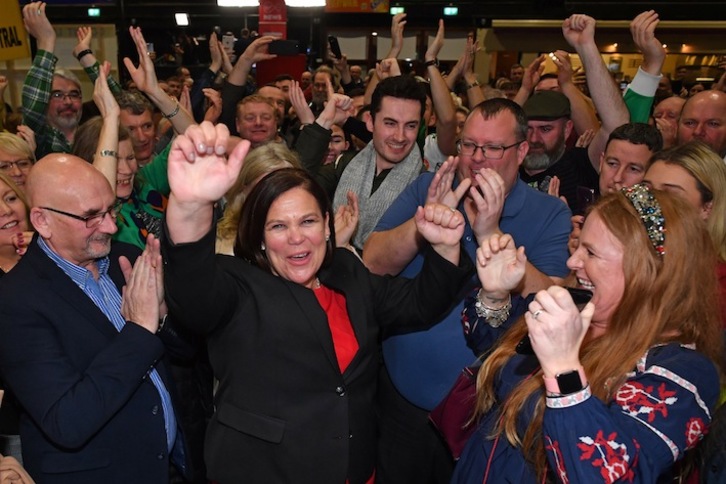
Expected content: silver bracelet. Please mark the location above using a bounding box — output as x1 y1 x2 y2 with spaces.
162 101 180 119
474 290 511 328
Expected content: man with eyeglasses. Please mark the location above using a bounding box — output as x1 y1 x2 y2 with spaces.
21 2 84 158
363 98 571 483
0 153 191 482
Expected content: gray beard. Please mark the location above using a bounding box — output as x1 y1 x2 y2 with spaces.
523 143 566 172
523 152 552 171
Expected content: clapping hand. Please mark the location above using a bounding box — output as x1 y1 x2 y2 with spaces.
476 233 527 301
334 191 359 249
119 235 164 333
425 156 471 208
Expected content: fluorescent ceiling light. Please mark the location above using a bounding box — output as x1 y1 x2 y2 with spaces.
218 0 259 6
286 0 325 6
175 13 190 26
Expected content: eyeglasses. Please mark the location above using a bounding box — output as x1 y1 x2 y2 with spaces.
50 90 82 101
41 205 119 228
0 159 32 172
456 140 523 160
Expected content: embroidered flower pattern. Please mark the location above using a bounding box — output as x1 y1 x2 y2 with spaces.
577 430 634 483
684 417 707 449
616 381 677 423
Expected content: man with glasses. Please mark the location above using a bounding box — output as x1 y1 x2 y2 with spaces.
0 153 190 482
363 98 571 483
21 2 84 158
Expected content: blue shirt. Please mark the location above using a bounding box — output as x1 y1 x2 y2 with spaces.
37 238 177 451
375 174 572 410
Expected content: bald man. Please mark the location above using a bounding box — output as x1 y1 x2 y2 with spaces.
677 90 726 158
0 154 190 483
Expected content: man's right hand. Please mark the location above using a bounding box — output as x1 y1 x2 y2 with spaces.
22 2 56 52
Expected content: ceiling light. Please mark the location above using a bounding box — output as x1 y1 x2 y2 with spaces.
175 13 189 26
217 0 259 6
285 0 325 6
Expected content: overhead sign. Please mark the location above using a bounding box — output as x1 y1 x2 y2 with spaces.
0 0 30 61
325 0 389 13
259 0 287 39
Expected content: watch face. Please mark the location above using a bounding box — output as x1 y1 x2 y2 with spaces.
557 370 584 395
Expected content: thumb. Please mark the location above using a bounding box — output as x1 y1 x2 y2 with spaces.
579 301 595 328
119 256 133 284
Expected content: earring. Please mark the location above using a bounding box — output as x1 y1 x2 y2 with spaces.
261 242 266 251
325 235 330 242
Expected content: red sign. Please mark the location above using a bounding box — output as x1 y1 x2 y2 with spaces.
259 0 287 39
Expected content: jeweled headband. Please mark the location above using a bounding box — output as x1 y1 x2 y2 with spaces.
621 184 666 256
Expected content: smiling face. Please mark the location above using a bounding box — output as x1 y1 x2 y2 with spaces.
598 140 653 194
324 124 349 165
0 147 33 192
263 187 330 289
0 179 29 249
457 109 528 195
236 102 278 147
366 96 421 172
115 139 138 199
48 76 82 132
567 211 625 337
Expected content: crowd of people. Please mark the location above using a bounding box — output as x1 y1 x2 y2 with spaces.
0 2 725 483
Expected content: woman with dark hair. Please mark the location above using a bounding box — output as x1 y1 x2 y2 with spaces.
162 122 473 483
453 185 723 482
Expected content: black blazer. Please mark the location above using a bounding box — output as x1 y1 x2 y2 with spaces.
0 238 188 484
163 227 473 484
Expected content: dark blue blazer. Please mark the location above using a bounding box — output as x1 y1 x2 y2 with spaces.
0 238 188 484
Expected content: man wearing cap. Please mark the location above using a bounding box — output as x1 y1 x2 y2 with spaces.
520 90 599 212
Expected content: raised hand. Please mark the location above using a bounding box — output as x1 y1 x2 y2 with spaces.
289 80 315 125
568 215 584 255
168 122 249 205
630 10 665 75
239 36 277 65
468 168 506 241
562 14 597 50
202 88 223 124
426 156 470 208
414 203 464 265
388 13 407 59
475 233 526 300
209 32 223 73
73 26 92 59
521 54 546 93
334 191 359 248
22 2 56 52
425 19 445 63
92 61 119 120
375 58 401 81
525 286 595 378
575 128 595 148
123 27 161 95
551 50 575 87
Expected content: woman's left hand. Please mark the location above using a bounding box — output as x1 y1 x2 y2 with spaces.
123 27 160 95
525 286 595 377
11 231 34 256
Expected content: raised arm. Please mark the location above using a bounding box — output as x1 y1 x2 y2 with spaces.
461 37 485 109
72 26 123 95
21 2 57 134
624 11 666 123
166 122 249 244
124 27 195 135
562 15 629 171
425 19 457 157
513 54 545 107
365 14 406 105
91 61 120 188
551 50 600 135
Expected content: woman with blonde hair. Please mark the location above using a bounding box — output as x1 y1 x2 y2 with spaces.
216 143 301 255
0 133 35 193
644 140 726 323
454 185 723 482
0 173 30 276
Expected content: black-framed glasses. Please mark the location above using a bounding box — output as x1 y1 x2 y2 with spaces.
456 140 523 159
0 159 33 172
50 90 82 101
41 205 118 228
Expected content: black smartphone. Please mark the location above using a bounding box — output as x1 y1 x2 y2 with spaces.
576 186 596 215
328 35 342 59
515 288 593 355
269 39 300 56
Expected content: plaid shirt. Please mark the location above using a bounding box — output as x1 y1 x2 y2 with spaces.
21 50 73 158
83 61 123 95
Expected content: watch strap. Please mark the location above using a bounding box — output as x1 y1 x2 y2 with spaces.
543 366 587 395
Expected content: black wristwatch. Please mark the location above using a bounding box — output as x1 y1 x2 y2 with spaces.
424 58 439 68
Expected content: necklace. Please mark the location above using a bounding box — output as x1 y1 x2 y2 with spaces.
313 278 322 289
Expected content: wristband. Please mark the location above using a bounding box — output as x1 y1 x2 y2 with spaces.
465 80 481 90
162 101 180 119
424 59 439 68
76 49 93 61
99 149 118 158
543 367 587 396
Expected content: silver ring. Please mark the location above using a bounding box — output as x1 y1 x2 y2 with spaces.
532 309 543 320
450 207 457 213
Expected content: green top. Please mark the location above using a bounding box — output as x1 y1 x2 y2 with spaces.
113 143 171 249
